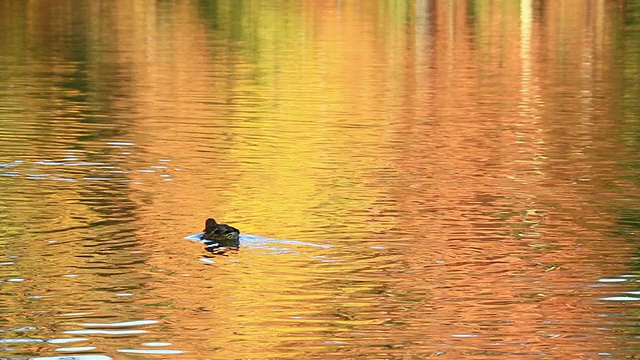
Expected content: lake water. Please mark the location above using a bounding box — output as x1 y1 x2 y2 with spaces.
1 1 640 359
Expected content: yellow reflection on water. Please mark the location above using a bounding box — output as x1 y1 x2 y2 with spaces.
1 0 639 358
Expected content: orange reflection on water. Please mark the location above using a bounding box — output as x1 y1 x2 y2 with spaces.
1 0 638 358
129 0 635 358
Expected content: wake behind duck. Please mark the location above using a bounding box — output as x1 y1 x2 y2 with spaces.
186 218 331 252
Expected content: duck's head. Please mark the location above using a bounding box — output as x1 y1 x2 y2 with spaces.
204 218 218 232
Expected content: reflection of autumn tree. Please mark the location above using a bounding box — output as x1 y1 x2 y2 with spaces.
1 0 639 357
130 0 640 357
0 1 153 334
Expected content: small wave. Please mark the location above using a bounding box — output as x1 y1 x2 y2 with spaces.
185 233 331 249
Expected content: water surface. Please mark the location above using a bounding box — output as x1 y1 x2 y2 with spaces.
1 1 640 358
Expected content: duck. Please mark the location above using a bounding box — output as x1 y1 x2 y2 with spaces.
202 218 240 248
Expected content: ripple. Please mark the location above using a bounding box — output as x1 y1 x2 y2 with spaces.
30 356 111 360
117 349 185 354
64 162 105 167
0 338 44 343
61 313 92 317
80 320 157 328
35 161 65 166
65 330 147 335
1 2 640 359
142 342 172 346
56 346 97 352
48 338 90 344
600 296 640 301
106 142 135 146
185 233 332 249
5 326 36 332
50 177 76 182
451 334 479 338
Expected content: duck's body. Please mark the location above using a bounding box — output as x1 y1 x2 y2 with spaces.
202 218 240 248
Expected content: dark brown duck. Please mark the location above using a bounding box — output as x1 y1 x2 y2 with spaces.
202 218 240 248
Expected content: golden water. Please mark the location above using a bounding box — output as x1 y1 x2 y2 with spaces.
1 1 640 358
